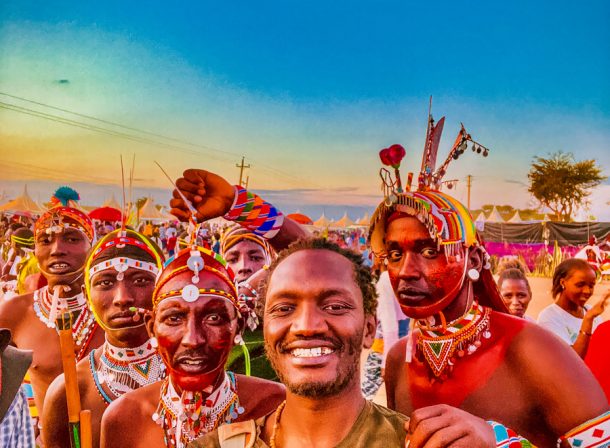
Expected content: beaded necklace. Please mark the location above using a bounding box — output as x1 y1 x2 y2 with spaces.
415 301 491 379
152 372 244 448
269 400 286 448
33 286 97 361
89 339 166 404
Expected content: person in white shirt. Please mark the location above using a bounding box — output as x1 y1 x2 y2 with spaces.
538 258 609 358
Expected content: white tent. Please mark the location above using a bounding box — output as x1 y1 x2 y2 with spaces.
0 185 44 214
103 194 122 210
313 213 332 228
507 211 522 223
138 198 171 221
333 212 355 228
356 213 371 227
472 211 486 223
485 206 505 223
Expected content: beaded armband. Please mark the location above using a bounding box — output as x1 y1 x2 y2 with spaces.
223 186 284 239
560 411 610 448
486 421 533 447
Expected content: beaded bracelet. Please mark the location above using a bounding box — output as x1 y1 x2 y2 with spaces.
560 410 610 447
223 186 285 239
486 421 533 447
237 280 259 298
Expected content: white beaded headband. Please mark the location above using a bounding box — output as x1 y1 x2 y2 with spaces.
89 257 159 281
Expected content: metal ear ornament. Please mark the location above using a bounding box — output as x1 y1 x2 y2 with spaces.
467 268 480 282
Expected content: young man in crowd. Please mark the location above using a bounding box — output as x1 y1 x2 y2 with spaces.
0 189 104 435
42 229 166 448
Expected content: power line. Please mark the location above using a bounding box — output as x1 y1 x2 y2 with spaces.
0 101 236 166
0 91 238 158
0 92 325 189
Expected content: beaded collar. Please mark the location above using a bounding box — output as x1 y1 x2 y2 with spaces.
415 301 491 379
90 339 166 404
33 286 97 361
152 372 244 448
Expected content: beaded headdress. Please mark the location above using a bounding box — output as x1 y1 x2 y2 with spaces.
34 187 95 243
369 101 508 313
84 229 165 328
152 246 239 311
11 228 34 249
220 224 273 266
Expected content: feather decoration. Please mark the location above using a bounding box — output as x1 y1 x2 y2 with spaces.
51 186 80 207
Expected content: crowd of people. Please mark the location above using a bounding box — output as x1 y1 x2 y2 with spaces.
0 152 609 447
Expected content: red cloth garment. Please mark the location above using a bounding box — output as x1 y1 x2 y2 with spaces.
585 320 610 404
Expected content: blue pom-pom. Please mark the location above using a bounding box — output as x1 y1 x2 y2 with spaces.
53 186 80 206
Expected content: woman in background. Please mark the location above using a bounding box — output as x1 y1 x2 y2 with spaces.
538 258 609 358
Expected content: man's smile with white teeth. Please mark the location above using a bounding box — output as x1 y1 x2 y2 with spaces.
290 347 335 358
180 359 204 366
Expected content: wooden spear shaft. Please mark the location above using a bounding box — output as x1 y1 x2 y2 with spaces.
56 311 83 448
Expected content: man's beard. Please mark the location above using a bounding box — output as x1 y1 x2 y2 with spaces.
265 331 363 398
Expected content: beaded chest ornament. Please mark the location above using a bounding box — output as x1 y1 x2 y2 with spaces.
90 339 165 403
153 372 244 448
33 285 97 361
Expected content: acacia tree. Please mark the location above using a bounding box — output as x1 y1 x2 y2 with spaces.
527 152 606 222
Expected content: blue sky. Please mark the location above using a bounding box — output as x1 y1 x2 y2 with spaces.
1 0 609 220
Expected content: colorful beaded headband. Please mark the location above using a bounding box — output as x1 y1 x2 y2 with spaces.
370 190 477 258
92 235 158 261
220 225 272 264
88 257 159 280
35 206 95 242
156 288 237 305
11 234 35 248
84 229 165 328
153 246 237 310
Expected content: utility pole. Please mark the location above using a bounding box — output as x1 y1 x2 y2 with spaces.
236 157 250 186
466 175 472 210
245 176 249 189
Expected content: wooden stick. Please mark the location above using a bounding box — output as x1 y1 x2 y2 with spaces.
56 311 82 448
80 410 92 448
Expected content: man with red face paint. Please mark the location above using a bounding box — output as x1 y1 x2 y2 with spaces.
0 187 104 436
370 119 610 446
42 229 166 448
100 245 285 448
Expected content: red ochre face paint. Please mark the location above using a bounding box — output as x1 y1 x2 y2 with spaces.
153 269 240 391
384 216 464 319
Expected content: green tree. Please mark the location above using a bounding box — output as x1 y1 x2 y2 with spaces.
527 152 606 222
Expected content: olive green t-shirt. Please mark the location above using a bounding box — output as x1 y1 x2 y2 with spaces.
189 400 408 448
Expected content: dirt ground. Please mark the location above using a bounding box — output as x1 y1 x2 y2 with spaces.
365 277 610 406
